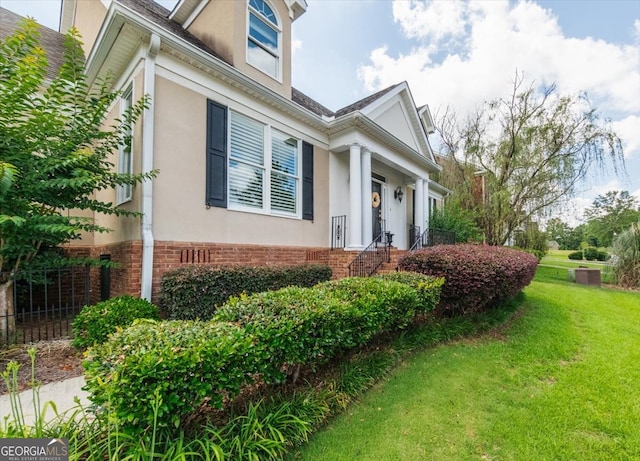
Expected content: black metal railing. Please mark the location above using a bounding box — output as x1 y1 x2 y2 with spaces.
1 265 91 347
347 232 391 277
331 215 347 250
409 224 421 250
409 227 456 251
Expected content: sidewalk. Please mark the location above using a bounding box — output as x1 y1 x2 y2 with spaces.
0 376 89 426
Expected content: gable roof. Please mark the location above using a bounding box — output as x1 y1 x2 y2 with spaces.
334 83 403 117
115 0 227 63
0 7 68 80
291 88 335 117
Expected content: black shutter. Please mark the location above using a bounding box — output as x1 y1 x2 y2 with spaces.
206 100 227 208
302 141 314 220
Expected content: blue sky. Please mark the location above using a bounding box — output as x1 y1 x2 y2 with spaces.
3 0 640 226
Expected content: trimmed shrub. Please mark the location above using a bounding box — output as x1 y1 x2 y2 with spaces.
71 296 160 348
374 272 444 313
84 276 444 432
318 277 420 331
159 264 332 320
596 250 610 261
583 246 599 261
215 277 429 382
568 251 583 260
398 244 538 315
512 247 544 262
83 320 258 432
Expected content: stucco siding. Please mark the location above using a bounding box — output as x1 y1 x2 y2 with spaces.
73 0 108 56
186 0 292 98
151 75 329 247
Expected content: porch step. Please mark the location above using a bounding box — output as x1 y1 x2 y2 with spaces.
373 248 407 275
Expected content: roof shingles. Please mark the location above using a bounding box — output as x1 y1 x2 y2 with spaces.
2 1 409 123
0 7 68 80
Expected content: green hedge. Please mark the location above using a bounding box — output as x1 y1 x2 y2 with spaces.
159 264 332 320
215 277 421 382
84 276 444 432
374 272 444 314
583 246 599 261
71 296 160 348
568 251 583 260
83 320 258 431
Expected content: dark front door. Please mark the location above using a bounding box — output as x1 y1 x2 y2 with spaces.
372 181 382 242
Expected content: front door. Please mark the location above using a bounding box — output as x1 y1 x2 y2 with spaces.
372 181 382 242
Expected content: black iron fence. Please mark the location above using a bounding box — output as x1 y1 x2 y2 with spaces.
331 215 347 250
1 265 91 347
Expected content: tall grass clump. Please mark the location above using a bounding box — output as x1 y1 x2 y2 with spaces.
610 222 640 288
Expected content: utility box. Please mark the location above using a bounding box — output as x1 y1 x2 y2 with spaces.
575 268 601 287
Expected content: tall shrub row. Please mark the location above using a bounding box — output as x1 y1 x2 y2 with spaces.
159 264 332 320
83 321 256 430
398 244 538 315
83 274 443 432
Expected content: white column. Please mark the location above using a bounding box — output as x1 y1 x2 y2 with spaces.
361 147 372 245
348 144 363 249
415 178 424 235
424 179 430 232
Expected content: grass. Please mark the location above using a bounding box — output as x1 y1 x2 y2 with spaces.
540 251 613 283
293 269 640 460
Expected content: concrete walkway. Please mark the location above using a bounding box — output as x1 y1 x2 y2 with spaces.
0 376 89 426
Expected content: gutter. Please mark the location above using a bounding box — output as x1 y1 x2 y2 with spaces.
141 33 160 301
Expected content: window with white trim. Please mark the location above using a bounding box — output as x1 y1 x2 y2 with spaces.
228 111 299 215
247 0 280 78
116 85 133 204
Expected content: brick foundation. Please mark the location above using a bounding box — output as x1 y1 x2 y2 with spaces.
151 242 334 301
66 241 143 303
63 242 408 304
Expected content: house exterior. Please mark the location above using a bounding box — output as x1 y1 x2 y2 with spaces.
2 0 448 301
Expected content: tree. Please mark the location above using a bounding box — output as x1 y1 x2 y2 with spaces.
429 202 482 243
610 222 640 288
584 191 640 247
545 217 572 249
0 20 153 336
437 72 624 246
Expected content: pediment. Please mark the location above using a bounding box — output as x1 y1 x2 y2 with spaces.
369 101 419 151
356 83 437 164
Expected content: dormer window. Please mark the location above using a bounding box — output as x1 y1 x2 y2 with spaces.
247 0 280 79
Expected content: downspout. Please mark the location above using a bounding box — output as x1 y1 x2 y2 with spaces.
141 33 160 301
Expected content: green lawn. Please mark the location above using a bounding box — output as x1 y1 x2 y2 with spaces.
539 251 613 283
294 269 640 460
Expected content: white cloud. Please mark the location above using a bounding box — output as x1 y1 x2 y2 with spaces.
392 0 468 42
359 0 640 117
611 115 640 159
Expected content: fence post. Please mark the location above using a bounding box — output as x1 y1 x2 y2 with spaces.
100 254 111 301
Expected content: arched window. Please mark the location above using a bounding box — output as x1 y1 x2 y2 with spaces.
247 0 280 78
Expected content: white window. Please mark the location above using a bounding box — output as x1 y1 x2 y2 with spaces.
247 0 280 79
229 111 299 216
116 85 133 204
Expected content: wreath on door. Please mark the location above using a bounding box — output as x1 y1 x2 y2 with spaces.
371 191 381 208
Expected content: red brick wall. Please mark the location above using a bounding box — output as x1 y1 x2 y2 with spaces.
150 241 332 301
66 241 407 304
66 241 143 303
